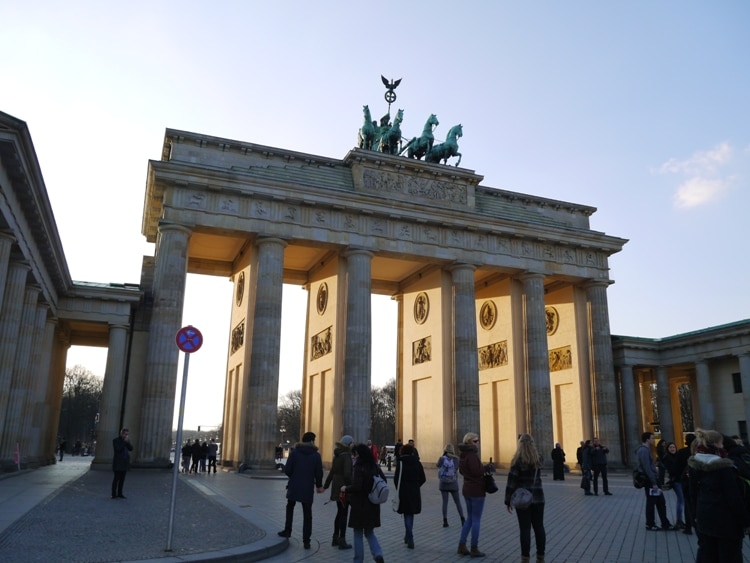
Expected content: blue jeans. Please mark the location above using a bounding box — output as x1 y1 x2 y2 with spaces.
460 495 485 548
671 481 685 522
352 528 382 563
441 489 465 519
403 513 414 541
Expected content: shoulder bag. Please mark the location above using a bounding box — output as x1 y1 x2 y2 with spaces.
510 466 538 510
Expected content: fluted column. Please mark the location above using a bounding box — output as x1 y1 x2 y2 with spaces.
451 264 479 443
738 354 750 430
341 248 373 443
0 262 30 446
1 284 40 463
244 237 287 468
585 281 621 463
0 233 15 313
694 360 713 429
519 273 553 460
94 324 130 466
26 304 52 465
655 365 674 439
137 224 191 465
619 364 640 464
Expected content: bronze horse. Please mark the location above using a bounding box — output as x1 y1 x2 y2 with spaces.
378 108 403 155
401 114 439 160
358 105 376 150
425 124 462 166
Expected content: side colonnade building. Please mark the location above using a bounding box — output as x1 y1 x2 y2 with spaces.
1 109 747 473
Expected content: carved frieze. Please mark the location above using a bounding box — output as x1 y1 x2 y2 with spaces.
412 336 431 365
311 326 332 360
361 169 467 204
478 340 508 370
545 306 560 335
230 320 245 355
549 345 572 372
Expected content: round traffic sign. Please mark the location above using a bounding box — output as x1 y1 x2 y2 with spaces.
175 325 203 353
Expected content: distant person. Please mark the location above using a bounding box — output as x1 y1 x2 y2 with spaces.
581 440 593 495
575 440 584 469
323 435 354 550
394 443 426 549
407 439 420 460
207 438 218 473
342 443 385 563
590 437 611 495
505 434 545 563
437 444 465 527
277 432 324 549
190 438 201 473
637 432 675 531
112 428 133 499
394 439 403 462
457 432 488 558
366 440 379 464
199 441 208 473
58 438 67 462
180 440 191 473
551 443 565 480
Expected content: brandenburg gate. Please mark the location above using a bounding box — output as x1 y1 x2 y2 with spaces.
135 127 627 469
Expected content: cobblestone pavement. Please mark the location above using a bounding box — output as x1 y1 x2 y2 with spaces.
2 457 750 562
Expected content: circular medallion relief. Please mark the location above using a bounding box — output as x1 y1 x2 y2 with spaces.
479 300 497 330
235 272 245 306
545 306 560 335
414 292 429 325
316 283 328 315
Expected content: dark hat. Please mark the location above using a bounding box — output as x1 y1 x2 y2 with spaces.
302 432 316 443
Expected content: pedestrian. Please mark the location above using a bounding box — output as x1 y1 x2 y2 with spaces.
575 440 584 470
199 441 208 473
112 428 133 499
551 443 565 481
655 438 667 486
407 439 420 460
505 434 545 563
207 438 218 473
394 443 426 549
394 439 403 463
637 432 676 531
180 440 191 473
581 440 593 495
366 440 379 464
457 432 487 558
661 441 686 528
323 435 354 550
341 443 385 563
58 438 67 462
676 433 696 535
437 444 465 528
277 431 324 549
687 428 749 562
590 437 611 495
190 438 201 473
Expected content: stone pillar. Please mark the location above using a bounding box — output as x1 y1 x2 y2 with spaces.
738 354 750 431
93 324 130 466
0 233 15 313
1 284 40 463
451 264 479 443
0 262 30 447
519 273 553 460
244 237 286 468
585 281 621 463
656 365 674 439
341 248 373 442
619 364 640 465
694 360 713 429
26 304 52 465
137 224 191 466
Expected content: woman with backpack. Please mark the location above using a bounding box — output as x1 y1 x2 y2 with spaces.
341 444 386 563
437 444 465 528
394 443 426 549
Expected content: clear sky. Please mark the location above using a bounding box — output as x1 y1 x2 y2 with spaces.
2 2 748 431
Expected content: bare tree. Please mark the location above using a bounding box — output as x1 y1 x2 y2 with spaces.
58 365 102 452
277 389 302 446
370 378 395 446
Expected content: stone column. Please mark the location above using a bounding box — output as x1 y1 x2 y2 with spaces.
656 365 674 439
0 232 15 313
93 324 130 466
26 304 52 465
519 273 553 460
244 237 286 468
137 224 191 466
0 262 30 446
585 281 621 463
341 248 373 442
619 364 640 464
738 354 750 431
694 360 713 429
1 284 40 463
451 264 480 443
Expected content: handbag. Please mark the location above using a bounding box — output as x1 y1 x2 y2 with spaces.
510 466 538 509
632 466 649 489
392 462 402 512
484 473 499 494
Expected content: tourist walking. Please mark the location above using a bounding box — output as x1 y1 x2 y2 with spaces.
323 435 354 550
437 444 465 527
111 428 133 499
505 434 546 563
190 438 201 473
277 432 324 549
551 443 565 481
637 432 675 531
341 443 385 563
661 441 686 528
687 428 748 562
207 438 218 473
457 432 487 558
180 440 191 473
394 443 426 549
590 437 611 495
580 439 593 495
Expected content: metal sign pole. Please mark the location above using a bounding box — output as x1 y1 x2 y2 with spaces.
166 352 190 552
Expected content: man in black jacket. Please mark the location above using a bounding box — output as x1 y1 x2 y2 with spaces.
112 428 133 499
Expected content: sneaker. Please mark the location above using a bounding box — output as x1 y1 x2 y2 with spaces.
604 492 613 496
277 530 291 538
645 525 660 531
662 525 678 531
374 557 385 563
303 541 311 549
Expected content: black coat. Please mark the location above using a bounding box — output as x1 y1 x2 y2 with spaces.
347 460 384 529
112 436 132 472
323 442 353 501
394 453 426 515
284 442 323 504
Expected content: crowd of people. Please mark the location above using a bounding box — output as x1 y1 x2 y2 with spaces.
180 437 219 474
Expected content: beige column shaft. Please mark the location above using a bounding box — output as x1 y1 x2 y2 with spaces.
94 324 130 466
619 364 640 464
1 284 40 461
656 365 674 439
0 262 30 445
0 233 14 313
44 331 69 464
586 281 621 463
342 248 373 441
137 224 191 465
694 360 713 429
738 354 750 430
27 305 53 464
244 237 286 468
520 273 553 459
451 264 480 443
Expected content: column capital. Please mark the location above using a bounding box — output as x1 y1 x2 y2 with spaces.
447 262 477 274
256 236 288 249
583 278 614 289
342 247 374 259
517 271 545 283
156 222 192 236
